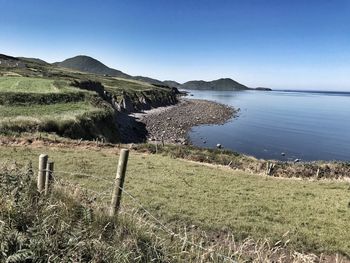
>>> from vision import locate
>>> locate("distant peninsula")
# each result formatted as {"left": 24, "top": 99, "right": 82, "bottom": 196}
{"left": 180, "top": 78, "right": 249, "bottom": 91}
{"left": 255, "top": 87, "right": 272, "bottom": 91}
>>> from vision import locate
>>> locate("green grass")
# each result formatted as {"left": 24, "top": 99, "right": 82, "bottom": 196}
{"left": 0, "top": 101, "right": 100, "bottom": 119}
{"left": 0, "top": 75, "right": 119, "bottom": 141}
{"left": 1, "top": 145, "right": 349, "bottom": 258}
{"left": 0, "top": 103, "right": 118, "bottom": 142}
{"left": 102, "top": 77, "right": 154, "bottom": 92}
{"left": 0, "top": 165, "right": 172, "bottom": 262}
{"left": 0, "top": 76, "right": 76, "bottom": 93}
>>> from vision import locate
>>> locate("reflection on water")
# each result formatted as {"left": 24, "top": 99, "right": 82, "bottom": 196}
{"left": 187, "top": 90, "right": 350, "bottom": 161}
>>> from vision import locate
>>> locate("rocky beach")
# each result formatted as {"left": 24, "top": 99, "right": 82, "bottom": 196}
{"left": 132, "top": 98, "right": 236, "bottom": 144}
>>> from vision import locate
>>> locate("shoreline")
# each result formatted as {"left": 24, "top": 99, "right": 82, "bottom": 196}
{"left": 132, "top": 98, "right": 236, "bottom": 144}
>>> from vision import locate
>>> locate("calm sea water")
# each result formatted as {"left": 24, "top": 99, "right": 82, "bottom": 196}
{"left": 187, "top": 90, "right": 350, "bottom": 161}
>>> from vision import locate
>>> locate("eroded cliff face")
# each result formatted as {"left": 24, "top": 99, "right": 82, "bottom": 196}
{"left": 119, "top": 90, "right": 178, "bottom": 112}
{"left": 71, "top": 80, "right": 178, "bottom": 113}
{"left": 70, "top": 80, "right": 179, "bottom": 143}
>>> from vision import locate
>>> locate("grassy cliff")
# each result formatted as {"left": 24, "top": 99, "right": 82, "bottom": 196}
{"left": 0, "top": 76, "right": 119, "bottom": 141}
{"left": 0, "top": 56, "right": 178, "bottom": 142}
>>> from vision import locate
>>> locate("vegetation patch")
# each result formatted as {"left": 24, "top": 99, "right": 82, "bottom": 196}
{"left": 0, "top": 101, "right": 119, "bottom": 142}
{"left": 0, "top": 70, "right": 178, "bottom": 142}
{"left": 0, "top": 91, "right": 88, "bottom": 105}
{"left": 134, "top": 144, "right": 350, "bottom": 179}
{"left": 0, "top": 75, "right": 120, "bottom": 142}
{"left": 0, "top": 77, "right": 75, "bottom": 93}
{"left": 0, "top": 164, "right": 171, "bottom": 262}
{"left": 0, "top": 101, "right": 96, "bottom": 118}
{"left": 1, "top": 146, "right": 349, "bottom": 259}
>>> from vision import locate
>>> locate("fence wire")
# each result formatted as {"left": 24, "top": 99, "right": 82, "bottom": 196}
{"left": 40, "top": 168, "right": 236, "bottom": 262}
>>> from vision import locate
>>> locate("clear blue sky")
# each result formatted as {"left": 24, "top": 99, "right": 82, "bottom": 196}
{"left": 1, "top": 0, "right": 349, "bottom": 90}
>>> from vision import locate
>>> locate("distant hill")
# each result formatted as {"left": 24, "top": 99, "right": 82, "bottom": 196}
{"left": 164, "top": 80, "right": 181, "bottom": 88}
{"left": 0, "top": 54, "right": 25, "bottom": 68}
{"left": 255, "top": 87, "right": 272, "bottom": 91}
{"left": 0, "top": 54, "right": 18, "bottom": 61}
{"left": 132, "top": 76, "right": 165, "bottom": 86}
{"left": 181, "top": 78, "right": 249, "bottom": 91}
{"left": 53, "top": 55, "right": 131, "bottom": 79}
{"left": 3, "top": 53, "right": 254, "bottom": 91}
{"left": 54, "top": 55, "right": 169, "bottom": 86}
{"left": 18, "top": 57, "right": 49, "bottom": 65}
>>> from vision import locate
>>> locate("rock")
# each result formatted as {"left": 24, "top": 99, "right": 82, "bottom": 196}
{"left": 121, "top": 95, "right": 134, "bottom": 112}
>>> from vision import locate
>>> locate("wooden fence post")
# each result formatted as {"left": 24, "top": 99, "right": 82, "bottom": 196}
{"left": 45, "top": 161, "right": 54, "bottom": 196}
{"left": 266, "top": 162, "right": 275, "bottom": 176}
{"left": 110, "top": 149, "right": 129, "bottom": 217}
{"left": 37, "top": 154, "right": 48, "bottom": 192}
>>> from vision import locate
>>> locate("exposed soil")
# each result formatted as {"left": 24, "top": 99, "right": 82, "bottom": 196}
{"left": 132, "top": 98, "right": 236, "bottom": 144}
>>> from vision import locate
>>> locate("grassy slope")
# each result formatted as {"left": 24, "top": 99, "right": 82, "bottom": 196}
{"left": 0, "top": 76, "right": 96, "bottom": 120}
{"left": 0, "top": 57, "right": 179, "bottom": 145}
{"left": 0, "top": 102, "right": 98, "bottom": 118}
{"left": 0, "top": 76, "right": 117, "bottom": 139}
{"left": 1, "top": 145, "right": 349, "bottom": 257}
{"left": 0, "top": 77, "right": 72, "bottom": 93}
{"left": 0, "top": 165, "right": 173, "bottom": 262}
{"left": 0, "top": 61, "right": 176, "bottom": 124}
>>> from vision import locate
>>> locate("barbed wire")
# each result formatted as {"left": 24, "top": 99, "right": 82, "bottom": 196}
{"left": 117, "top": 185, "right": 236, "bottom": 262}
{"left": 41, "top": 168, "right": 236, "bottom": 262}
{"left": 50, "top": 174, "right": 112, "bottom": 201}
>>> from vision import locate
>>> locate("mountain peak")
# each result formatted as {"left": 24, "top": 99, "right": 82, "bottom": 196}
{"left": 66, "top": 55, "right": 101, "bottom": 63}
{"left": 54, "top": 55, "right": 131, "bottom": 78}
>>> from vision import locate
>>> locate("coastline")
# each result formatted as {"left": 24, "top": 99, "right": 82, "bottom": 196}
{"left": 132, "top": 98, "right": 236, "bottom": 144}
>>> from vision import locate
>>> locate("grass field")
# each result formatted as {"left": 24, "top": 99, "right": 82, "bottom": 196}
{"left": 0, "top": 101, "right": 100, "bottom": 119}
{"left": 0, "top": 76, "right": 77, "bottom": 93}
{"left": 1, "top": 145, "right": 349, "bottom": 258}
{"left": 102, "top": 77, "right": 154, "bottom": 92}
{"left": 0, "top": 75, "right": 119, "bottom": 140}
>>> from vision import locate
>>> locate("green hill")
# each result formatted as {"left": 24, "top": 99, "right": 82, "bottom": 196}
{"left": 54, "top": 55, "right": 168, "bottom": 86}
{"left": 181, "top": 78, "right": 249, "bottom": 90}
{"left": 133, "top": 75, "right": 165, "bottom": 85}
{"left": 164, "top": 80, "right": 181, "bottom": 88}
{"left": 54, "top": 55, "right": 131, "bottom": 79}
{"left": 18, "top": 57, "right": 50, "bottom": 65}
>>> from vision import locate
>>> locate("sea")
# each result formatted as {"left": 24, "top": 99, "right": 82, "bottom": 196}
{"left": 187, "top": 89, "right": 350, "bottom": 161}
